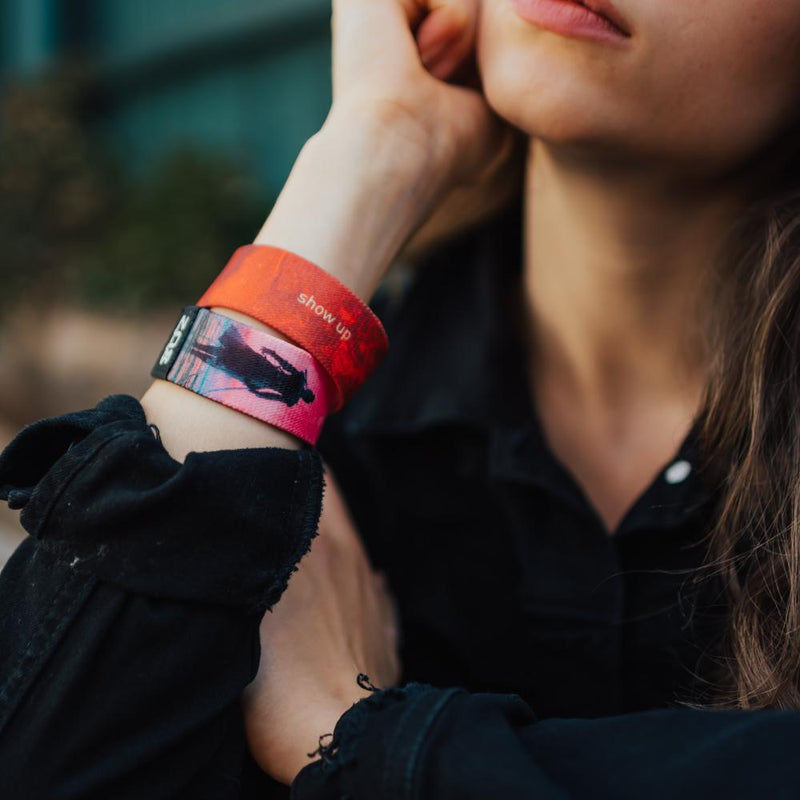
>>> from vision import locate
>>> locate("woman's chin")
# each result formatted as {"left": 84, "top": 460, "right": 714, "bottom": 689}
{"left": 477, "top": 3, "right": 640, "bottom": 151}
{"left": 481, "top": 83, "right": 613, "bottom": 154}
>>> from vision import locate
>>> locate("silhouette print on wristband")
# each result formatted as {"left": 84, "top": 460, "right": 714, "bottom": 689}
{"left": 152, "top": 307, "right": 335, "bottom": 444}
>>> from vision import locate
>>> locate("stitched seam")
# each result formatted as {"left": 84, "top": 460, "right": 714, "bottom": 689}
{"left": 382, "top": 688, "right": 460, "bottom": 800}
{"left": 403, "top": 689, "right": 460, "bottom": 800}
{"left": 0, "top": 565, "right": 96, "bottom": 735}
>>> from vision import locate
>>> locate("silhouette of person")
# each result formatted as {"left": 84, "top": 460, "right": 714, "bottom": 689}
{"left": 190, "top": 326, "right": 315, "bottom": 407}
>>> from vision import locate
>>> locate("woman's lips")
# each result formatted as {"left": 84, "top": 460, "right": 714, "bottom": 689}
{"left": 510, "top": 0, "right": 632, "bottom": 44}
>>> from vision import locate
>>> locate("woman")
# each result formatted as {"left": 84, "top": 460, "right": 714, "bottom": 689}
{"left": 2, "top": 0, "right": 800, "bottom": 796}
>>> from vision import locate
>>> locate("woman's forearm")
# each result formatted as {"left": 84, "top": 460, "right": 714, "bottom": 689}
{"left": 254, "top": 105, "right": 441, "bottom": 301}
{"left": 141, "top": 107, "right": 439, "bottom": 462}
{"left": 0, "top": 395, "right": 327, "bottom": 797}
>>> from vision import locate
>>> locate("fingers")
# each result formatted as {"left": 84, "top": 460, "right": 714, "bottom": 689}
{"left": 320, "top": 465, "right": 355, "bottom": 539}
{"left": 332, "top": 0, "right": 424, "bottom": 96}
{"left": 332, "top": 0, "right": 480, "bottom": 96}
{"left": 334, "top": 0, "right": 427, "bottom": 30}
{"left": 416, "top": 0, "right": 479, "bottom": 80}
{"left": 319, "top": 464, "right": 375, "bottom": 577}
{"left": 374, "top": 571, "right": 401, "bottom": 641}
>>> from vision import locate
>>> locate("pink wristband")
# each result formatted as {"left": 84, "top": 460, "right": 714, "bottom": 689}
{"left": 151, "top": 307, "right": 335, "bottom": 445}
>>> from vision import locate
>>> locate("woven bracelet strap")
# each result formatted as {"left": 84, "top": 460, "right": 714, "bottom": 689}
{"left": 151, "top": 306, "right": 335, "bottom": 445}
{"left": 196, "top": 245, "right": 389, "bottom": 410}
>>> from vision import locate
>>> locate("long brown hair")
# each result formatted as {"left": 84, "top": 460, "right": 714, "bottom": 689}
{"left": 698, "top": 124, "right": 800, "bottom": 709}
{"left": 403, "top": 123, "right": 800, "bottom": 710}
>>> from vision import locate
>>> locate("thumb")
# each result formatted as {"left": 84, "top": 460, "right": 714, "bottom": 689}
{"left": 332, "top": 0, "right": 479, "bottom": 95}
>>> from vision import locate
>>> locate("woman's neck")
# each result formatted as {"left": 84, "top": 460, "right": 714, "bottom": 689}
{"left": 521, "top": 137, "right": 746, "bottom": 531}
{"left": 522, "top": 138, "right": 748, "bottom": 404}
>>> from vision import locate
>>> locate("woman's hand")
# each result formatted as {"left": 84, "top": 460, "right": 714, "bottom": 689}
{"left": 242, "top": 467, "right": 401, "bottom": 786}
{"left": 330, "top": 0, "right": 514, "bottom": 191}
{"left": 252, "top": 0, "right": 519, "bottom": 304}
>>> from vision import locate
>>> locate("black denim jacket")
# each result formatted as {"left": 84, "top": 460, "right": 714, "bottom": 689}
{"left": 3, "top": 203, "right": 800, "bottom": 799}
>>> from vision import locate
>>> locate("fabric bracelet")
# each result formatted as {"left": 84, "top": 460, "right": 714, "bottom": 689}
{"left": 151, "top": 306, "right": 335, "bottom": 445}
{"left": 196, "top": 245, "right": 389, "bottom": 410}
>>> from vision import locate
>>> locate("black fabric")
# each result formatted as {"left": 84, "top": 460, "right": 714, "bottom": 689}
{"left": 293, "top": 682, "right": 800, "bottom": 799}
{"left": 0, "top": 394, "right": 323, "bottom": 613}
{"left": 0, "top": 396, "right": 324, "bottom": 798}
{"left": 316, "top": 197, "right": 726, "bottom": 720}
{"left": 2, "top": 198, "right": 799, "bottom": 798}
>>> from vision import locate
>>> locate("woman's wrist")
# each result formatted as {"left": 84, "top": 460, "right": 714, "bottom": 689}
{"left": 143, "top": 108, "right": 438, "bottom": 458}
{"left": 255, "top": 104, "right": 447, "bottom": 301}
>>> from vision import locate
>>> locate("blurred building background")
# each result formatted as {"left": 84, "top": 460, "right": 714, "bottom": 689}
{"left": 2, "top": 0, "right": 331, "bottom": 187}
{"left": 0, "top": 0, "right": 333, "bottom": 558}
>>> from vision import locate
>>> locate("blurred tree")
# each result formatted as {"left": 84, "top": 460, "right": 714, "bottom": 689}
{"left": 74, "top": 146, "right": 269, "bottom": 312}
{"left": 0, "top": 63, "right": 110, "bottom": 315}
{"left": 0, "top": 61, "right": 271, "bottom": 319}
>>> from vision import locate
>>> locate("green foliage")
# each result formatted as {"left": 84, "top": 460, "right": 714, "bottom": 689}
{"left": 0, "top": 63, "right": 271, "bottom": 318}
{"left": 76, "top": 148, "right": 268, "bottom": 312}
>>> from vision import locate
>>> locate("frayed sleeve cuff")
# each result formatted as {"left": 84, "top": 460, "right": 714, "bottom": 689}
{"left": 0, "top": 394, "right": 325, "bottom": 614}
{"left": 292, "top": 683, "right": 462, "bottom": 799}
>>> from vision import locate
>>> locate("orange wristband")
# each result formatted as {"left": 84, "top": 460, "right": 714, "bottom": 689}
{"left": 197, "top": 246, "right": 389, "bottom": 410}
